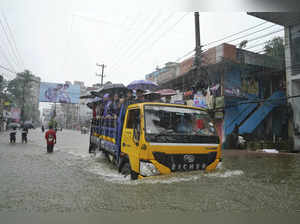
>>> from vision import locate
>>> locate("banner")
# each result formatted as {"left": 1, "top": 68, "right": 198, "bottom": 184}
{"left": 10, "top": 107, "right": 20, "bottom": 121}
{"left": 39, "top": 82, "right": 80, "bottom": 103}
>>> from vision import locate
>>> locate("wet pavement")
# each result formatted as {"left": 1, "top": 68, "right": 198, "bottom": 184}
{"left": 0, "top": 129, "right": 300, "bottom": 212}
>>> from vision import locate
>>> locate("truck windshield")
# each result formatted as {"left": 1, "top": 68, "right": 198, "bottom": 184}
{"left": 144, "top": 105, "right": 219, "bottom": 144}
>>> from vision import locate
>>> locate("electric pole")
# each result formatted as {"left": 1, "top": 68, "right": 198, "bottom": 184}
{"left": 194, "top": 11, "right": 202, "bottom": 70}
{"left": 96, "top": 63, "right": 106, "bottom": 86}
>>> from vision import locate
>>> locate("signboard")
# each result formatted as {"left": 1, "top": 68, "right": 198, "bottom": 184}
{"left": 10, "top": 107, "right": 20, "bottom": 121}
{"left": 193, "top": 92, "right": 207, "bottom": 108}
{"left": 4, "top": 101, "right": 11, "bottom": 106}
{"left": 39, "top": 82, "right": 80, "bottom": 103}
{"left": 3, "top": 110, "right": 11, "bottom": 118}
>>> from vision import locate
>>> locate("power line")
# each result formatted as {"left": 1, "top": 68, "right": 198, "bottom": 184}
{"left": 0, "top": 64, "right": 17, "bottom": 74}
{"left": 245, "top": 38, "right": 283, "bottom": 50}
{"left": 110, "top": 11, "right": 171, "bottom": 71}
{"left": 111, "top": 12, "right": 189, "bottom": 74}
{"left": 1, "top": 12, "right": 25, "bottom": 70}
{"left": 0, "top": 16, "right": 22, "bottom": 71}
{"left": 223, "top": 24, "right": 277, "bottom": 44}
{"left": 202, "top": 21, "right": 268, "bottom": 47}
{"left": 130, "top": 13, "right": 189, "bottom": 62}
{"left": 0, "top": 44, "right": 17, "bottom": 73}
{"left": 176, "top": 49, "right": 195, "bottom": 62}
{"left": 157, "top": 22, "right": 276, "bottom": 69}
{"left": 216, "top": 94, "right": 300, "bottom": 111}
{"left": 246, "top": 28, "right": 284, "bottom": 43}
{"left": 111, "top": 10, "right": 163, "bottom": 68}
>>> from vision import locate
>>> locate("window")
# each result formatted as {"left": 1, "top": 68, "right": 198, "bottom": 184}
{"left": 126, "top": 109, "right": 140, "bottom": 129}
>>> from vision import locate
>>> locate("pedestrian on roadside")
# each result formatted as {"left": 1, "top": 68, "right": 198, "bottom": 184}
{"left": 21, "top": 126, "right": 28, "bottom": 144}
{"left": 9, "top": 127, "right": 17, "bottom": 143}
{"left": 45, "top": 125, "right": 56, "bottom": 153}
{"left": 41, "top": 125, "right": 45, "bottom": 133}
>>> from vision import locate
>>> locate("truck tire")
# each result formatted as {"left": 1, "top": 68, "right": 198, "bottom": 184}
{"left": 120, "top": 162, "right": 138, "bottom": 180}
{"left": 120, "top": 162, "right": 131, "bottom": 176}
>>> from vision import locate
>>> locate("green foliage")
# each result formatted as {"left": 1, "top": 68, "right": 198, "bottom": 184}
{"left": 239, "top": 40, "right": 248, "bottom": 49}
{"left": 264, "top": 37, "right": 285, "bottom": 59}
{"left": 7, "top": 70, "right": 39, "bottom": 122}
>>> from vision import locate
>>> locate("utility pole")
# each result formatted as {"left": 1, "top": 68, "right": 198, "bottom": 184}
{"left": 96, "top": 63, "right": 106, "bottom": 86}
{"left": 194, "top": 11, "right": 202, "bottom": 70}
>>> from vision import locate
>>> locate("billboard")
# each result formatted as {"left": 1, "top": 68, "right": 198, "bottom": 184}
{"left": 10, "top": 107, "right": 20, "bottom": 121}
{"left": 39, "top": 82, "right": 80, "bottom": 103}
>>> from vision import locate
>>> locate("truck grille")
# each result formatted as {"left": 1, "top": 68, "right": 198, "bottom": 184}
{"left": 152, "top": 151, "right": 217, "bottom": 172}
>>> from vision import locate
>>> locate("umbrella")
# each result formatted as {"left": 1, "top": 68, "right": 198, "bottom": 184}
{"left": 127, "top": 80, "right": 159, "bottom": 91}
{"left": 155, "top": 89, "right": 176, "bottom": 96}
{"left": 87, "top": 97, "right": 102, "bottom": 109}
{"left": 80, "top": 92, "right": 95, "bottom": 99}
{"left": 8, "top": 122, "right": 20, "bottom": 128}
{"left": 93, "top": 83, "right": 127, "bottom": 96}
{"left": 22, "top": 121, "right": 34, "bottom": 129}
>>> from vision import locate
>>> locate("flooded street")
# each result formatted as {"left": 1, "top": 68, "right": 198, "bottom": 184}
{"left": 0, "top": 129, "right": 300, "bottom": 212}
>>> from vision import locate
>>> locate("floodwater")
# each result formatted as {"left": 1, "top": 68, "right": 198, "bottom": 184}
{"left": 0, "top": 129, "right": 300, "bottom": 212}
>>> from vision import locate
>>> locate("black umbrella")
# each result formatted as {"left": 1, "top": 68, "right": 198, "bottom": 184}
{"left": 23, "top": 121, "right": 34, "bottom": 128}
{"left": 8, "top": 122, "right": 20, "bottom": 128}
{"left": 93, "top": 83, "right": 128, "bottom": 96}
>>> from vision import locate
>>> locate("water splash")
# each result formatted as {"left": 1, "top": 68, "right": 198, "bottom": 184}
{"left": 205, "top": 170, "right": 244, "bottom": 178}
{"left": 69, "top": 151, "right": 244, "bottom": 184}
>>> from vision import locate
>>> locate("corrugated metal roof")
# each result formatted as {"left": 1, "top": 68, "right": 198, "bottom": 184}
{"left": 247, "top": 12, "right": 300, "bottom": 26}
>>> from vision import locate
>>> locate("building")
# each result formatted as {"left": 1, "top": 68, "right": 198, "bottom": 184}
{"left": 145, "top": 62, "right": 179, "bottom": 85}
{"left": 148, "top": 43, "right": 286, "bottom": 149}
{"left": 248, "top": 12, "right": 300, "bottom": 151}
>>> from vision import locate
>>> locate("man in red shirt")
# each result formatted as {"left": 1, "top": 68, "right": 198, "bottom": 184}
{"left": 45, "top": 125, "right": 56, "bottom": 153}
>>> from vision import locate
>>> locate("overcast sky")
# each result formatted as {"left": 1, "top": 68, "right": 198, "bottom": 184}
{"left": 0, "top": 0, "right": 284, "bottom": 87}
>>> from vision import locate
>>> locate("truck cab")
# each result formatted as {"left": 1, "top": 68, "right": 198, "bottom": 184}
{"left": 119, "top": 102, "right": 221, "bottom": 179}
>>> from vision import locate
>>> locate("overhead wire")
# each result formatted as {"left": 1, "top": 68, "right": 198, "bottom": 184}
{"left": 246, "top": 28, "right": 284, "bottom": 44}
{"left": 110, "top": 12, "right": 176, "bottom": 73}
{"left": 109, "top": 11, "right": 170, "bottom": 71}
{"left": 0, "top": 16, "right": 22, "bottom": 71}
{"left": 111, "top": 10, "right": 163, "bottom": 68}
{"left": 0, "top": 64, "right": 17, "bottom": 76}
{"left": 0, "top": 44, "right": 17, "bottom": 73}
{"left": 111, "top": 12, "right": 188, "bottom": 74}
{"left": 202, "top": 21, "right": 268, "bottom": 47}
{"left": 245, "top": 37, "right": 284, "bottom": 51}
{"left": 1, "top": 11, "right": 25, "bottom": 70}
{"left": 129, "top": 12, "right": 189, "bottom": 62}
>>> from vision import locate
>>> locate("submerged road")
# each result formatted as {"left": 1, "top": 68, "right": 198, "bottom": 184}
{"left": 0, "top": 129, "right": 300, "bottom": 212}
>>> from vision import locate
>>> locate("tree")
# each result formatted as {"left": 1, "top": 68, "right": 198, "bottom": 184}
{"left": 238, "top": 40, "right": 248, "bottom": 49}
{"left": 264, "top": 37, "right": 285, "bottom": 59}
{"left": 7, "top": 70, "right": 39, "bottom": 122}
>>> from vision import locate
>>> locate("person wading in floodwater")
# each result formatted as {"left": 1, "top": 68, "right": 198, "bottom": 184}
{"left": 45, "top": 125, "right": 56, "bottom": 153}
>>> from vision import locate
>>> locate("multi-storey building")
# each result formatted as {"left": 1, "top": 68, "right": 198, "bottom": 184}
{"left": 248, "top": 12, "right": 300, "bottom": 151}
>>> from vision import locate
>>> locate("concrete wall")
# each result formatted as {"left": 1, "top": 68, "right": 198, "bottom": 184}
{"left": 285, "top": 24, "right": 300, "bottom": 151}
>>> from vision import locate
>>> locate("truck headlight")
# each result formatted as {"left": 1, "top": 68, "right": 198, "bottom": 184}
{"left": 139, "top": 161, "right": 160, "bottom": 177}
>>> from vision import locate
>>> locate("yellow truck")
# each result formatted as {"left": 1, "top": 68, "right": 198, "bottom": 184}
{"left": 89, "top": 102, "right": 221, "bottom": 180}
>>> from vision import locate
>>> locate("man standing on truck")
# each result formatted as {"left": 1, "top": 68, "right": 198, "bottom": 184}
{"left": 45, "top": 125, "right": 56, "bottom": 153}
{"left": 126, "top": 89, "right": 135, "bottom": 105}
{"left": 136, "top": 89, "right": 145, "bottom": 103}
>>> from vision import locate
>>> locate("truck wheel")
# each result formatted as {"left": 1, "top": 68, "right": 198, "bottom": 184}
{"left": 130, "top": 171, "right": 138, "bottom": 180}
{"left": 120, "top": 162, "right": 131, "bottom": 176}
{"left": 120, "top": 162, "right": 138, "bottom": 180}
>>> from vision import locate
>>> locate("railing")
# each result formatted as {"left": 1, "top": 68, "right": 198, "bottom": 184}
{"left": 91, "top": 117, "right": 118, "bottom": 142}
